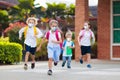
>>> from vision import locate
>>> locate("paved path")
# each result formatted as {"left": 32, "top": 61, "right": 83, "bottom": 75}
{"left": 0, "top": 59, "right": 120, "bottom": 80}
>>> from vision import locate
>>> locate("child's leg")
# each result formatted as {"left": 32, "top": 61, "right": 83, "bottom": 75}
{"left": 67, "top": 56, "right": 71, "bottom": 68}
{"left": 47, "top": 46, "right": 54, "bottom": 70}
{"left": 48, "top": 58, "right": 53, "bottom": 70}
{"left": 25, "top": 52, "right": 30, "bottom": 64}
{"left": 62, "top": 56, "right": 66, "bottom": 67}
{"left": 53, "top": 46, "right": 61, "bottom": 62}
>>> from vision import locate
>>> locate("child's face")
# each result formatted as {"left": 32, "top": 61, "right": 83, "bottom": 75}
{"left": 66, "top": 34, "right": 72, "bottom": 41}
{"left": 28, "top": 19, "right": 35, "bottom": 25}
{"left": 50, "top": 23, "right": 58, "bottom": 31}
{"left": 50, "top": 22, "right": 58, "bottom": 28}
{"left": 28, "top": 19, "right": 35, "bottom": 28}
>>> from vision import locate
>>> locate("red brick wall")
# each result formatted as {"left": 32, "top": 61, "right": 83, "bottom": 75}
{"left": 113, "top": 46, "right": 120, "bottom": 58}
{"left": 97, "top": 0, "right": 111, "bottom": 60}
{"left": 75, "top": 0, "right": 89, "bottom": 61}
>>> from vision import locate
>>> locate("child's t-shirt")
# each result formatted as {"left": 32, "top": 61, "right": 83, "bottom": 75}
{"left": 45, "top": 30, "right": 61, "bottom": 47}
{"left": 79, "top": 29, "right": 95, "bottom": 46}
{"left": 62, "top": 40, "right": 75, "bottom": 56}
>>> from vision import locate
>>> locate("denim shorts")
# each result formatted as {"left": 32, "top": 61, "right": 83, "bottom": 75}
{"left": 25, "top": 44, "right": 36, "bottom": 55}
{"left": 81, "top": 46, "right": 91, "bottom": 55}
{"left": 47, "top": 45, "right": 61, "bottom": 62}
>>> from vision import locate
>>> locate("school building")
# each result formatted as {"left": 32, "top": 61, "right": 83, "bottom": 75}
{"left": 75, "top": 0, "right": 120, "bottom": 61}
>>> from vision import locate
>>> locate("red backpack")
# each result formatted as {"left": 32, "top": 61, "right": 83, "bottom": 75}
{"left": 46, "top": 30, "right": 62, "bottom": 48}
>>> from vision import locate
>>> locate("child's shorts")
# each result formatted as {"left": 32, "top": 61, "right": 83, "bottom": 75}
{"left": 81, "top": 46, "right": 91, "bottom": 55}
{"left": 47, "top": 45, "right": 61, "bottom": 62}
{"left": 25, "top": 44, "right": 36, "bottom": 55}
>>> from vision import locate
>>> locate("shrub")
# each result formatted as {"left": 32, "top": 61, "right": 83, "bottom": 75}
{"left": 0, "top": 42, "right": 22, "bottom": 64}
{"left": 0, "top": 37, "right": 9, "bottom": 42}
{"left": 4, "top": 22, "right": 26, "bottom": 44}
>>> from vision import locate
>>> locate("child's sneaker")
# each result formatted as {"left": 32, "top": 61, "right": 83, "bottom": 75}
{"left": 62, "top": 62, "right": 66, "bottom": 67}
{"left": 67, "top": 66, "right": 71, "bottom": 69}
{"left": 80, "top": 59, "right": 83, "bottom": 64}
{"left": 31, "top": 63, "right": 35, "bottom": 69}
{"left": 24, "top": 64, "right": 28, "bottom": 70}
{"left": 47, "top": 70, "right": 52, "bottom": 75}
{"left": 54, "top": 62, "right": 58, "bottom": 66}
{"left": 87, "top": 64, "right": 92, "bottom": 68}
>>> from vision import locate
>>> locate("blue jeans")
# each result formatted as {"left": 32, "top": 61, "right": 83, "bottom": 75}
{"left": 62, "top": 56, "right": 72, "bottom": 67}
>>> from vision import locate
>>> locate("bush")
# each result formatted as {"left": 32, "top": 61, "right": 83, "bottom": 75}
{"left": 0, "top": 42, "right": 22, "bottom": 64}
{"left": 4, "top": 22, "right": 26, "bottom": 44}
{"left": 0, "top": 37, "right": 9, "bottom": 42}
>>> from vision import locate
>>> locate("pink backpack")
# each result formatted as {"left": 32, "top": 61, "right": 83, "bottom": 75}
{"left": 46, "top": 30, "right": 62, "bottom": 48}
{"left": 80, "top": 29, "right": 92, "bottom": 39}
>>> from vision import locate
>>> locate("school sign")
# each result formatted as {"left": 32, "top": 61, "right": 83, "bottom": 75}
{"left": 75, "top": 0, "right": 120, "bottom": 61}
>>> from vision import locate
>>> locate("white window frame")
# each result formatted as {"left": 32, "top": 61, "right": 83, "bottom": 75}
{"left": 111, "top": 0, "right": 120, "bottom": 60}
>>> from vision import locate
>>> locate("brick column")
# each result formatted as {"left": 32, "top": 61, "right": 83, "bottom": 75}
{"left": 97, "top": 0, "right": 110, "bottom": 60}
{"left": 75, "top": 0, "right": 89, "bottom": 61}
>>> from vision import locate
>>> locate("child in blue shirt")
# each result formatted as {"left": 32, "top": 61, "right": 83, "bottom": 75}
{"left": 62, "top": 31, "right": 75, "bottom": 68}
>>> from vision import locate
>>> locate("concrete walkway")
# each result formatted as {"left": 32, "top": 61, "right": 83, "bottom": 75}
{"left": 0, "top": 59, "right": 120, "bottom": 80}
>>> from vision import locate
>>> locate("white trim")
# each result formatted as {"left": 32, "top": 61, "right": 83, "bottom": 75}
{"left": 110, "top": 0, "right": 113, "bottom": 60}
{"left": 111, "top": 0, "right": 120, "bottom": 60}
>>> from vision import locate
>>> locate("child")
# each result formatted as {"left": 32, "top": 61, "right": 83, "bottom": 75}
{"left": 37, "top": 20, "right": 62, "bottom": 75}
{"left": 62, "top": 31, "right": 75, "bottom": 69}
{"left": 19, "top": 17, "right": 43, "bottom": 70}
{"left": 78, "top": 21, "right": 95, "bottom": 68}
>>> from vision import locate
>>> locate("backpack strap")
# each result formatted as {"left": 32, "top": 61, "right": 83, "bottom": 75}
{"left": 24, "top": 26, "right": 28, "bottom": 38}
{"left": 24, "top": 26, "right": 37, "bottom": 38}
{"left": 46, "top": 31, "right": 50, "bottom": 40}
{"left": 71, "top": 41, "right": 74, "bottom": 47}
{"left": 79, "top": 30, "right": 85, "bottom": 39}
{"left": 63, "top": 40, "right": 67, "bottom": 47}
{"left": 55, "top": 30, "right": 59, "bottom": 41}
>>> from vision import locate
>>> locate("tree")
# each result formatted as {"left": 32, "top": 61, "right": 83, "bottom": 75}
{"left": 9, "top": 0, "right": 35, "bottom": 22}
{"left": 0, "top": 10, "right": 9, "bottom": 30}
{"left": 46, "top": 3, "right": 66, "bottom": 18}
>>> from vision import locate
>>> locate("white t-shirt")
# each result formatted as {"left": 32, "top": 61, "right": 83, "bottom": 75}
{"left": 45, "top": 30, "right": 61, "bottom": 47}
{"left": 79, "top": 29, "right": 95, "bottom": 46}
{"left": 63, "top": 40, "right": 75, "bottom": 56}
{"left": 19, "top": 27, "right": 43, "bottom": 47}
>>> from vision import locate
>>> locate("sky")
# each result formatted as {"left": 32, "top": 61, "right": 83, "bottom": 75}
{"left": 34, "top": 0, "right": 98, "bottom": 8}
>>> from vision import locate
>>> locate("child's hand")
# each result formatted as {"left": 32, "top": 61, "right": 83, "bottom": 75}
{"left": 62, "top": 47, "right": 65, "bottom": 50}
{"left": 36, "top": 45, "right": 41, "bottom": 52}
{"left": 19, "top": 37, "right": 22, "bottom": 40}
{"left": 68, "top": 46, "right": 74, "bottom": 48}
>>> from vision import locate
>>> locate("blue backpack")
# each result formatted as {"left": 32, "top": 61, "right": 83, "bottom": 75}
{"left": 62, "top": 40, "right": 74, "bottom": 47}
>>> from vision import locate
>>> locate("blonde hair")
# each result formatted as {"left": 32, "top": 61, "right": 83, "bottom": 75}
{"left": 26, "top": 17, "right": 38, "bottom": 25}
{"left": 65, "top": 30, "right": 72, "bottom": 37}
{"left": 49, "top": 20, "right": 58, "bottom": 26}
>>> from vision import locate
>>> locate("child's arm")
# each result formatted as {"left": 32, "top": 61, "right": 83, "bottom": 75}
{"left": 36, "top": 37, "right": 48, "bottom": 52}
{"left": 19, "top": 27, "right": 25, "bottom": 40}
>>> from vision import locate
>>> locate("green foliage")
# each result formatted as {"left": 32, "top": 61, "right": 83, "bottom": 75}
{"left": 0, "top": 37, "right": 9, "bottom": 42}
{"left": 0, "top": 42, "right": 22, "bottom": 64}
{"left": 9, "top": 0, "right": 34, "bottom": 22}
{"left": 46, "top": 3, "right": 66, "bottom": 18}
{"left": 0, "top": 10, "right": 9, "bottom": 30}
{"left": 4, "top": 22, "right": 26, "bottom": 45}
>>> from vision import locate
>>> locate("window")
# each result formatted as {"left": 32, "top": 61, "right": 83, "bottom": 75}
{"left": 113, "top": 1, "right": 120, "bottom": 43}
